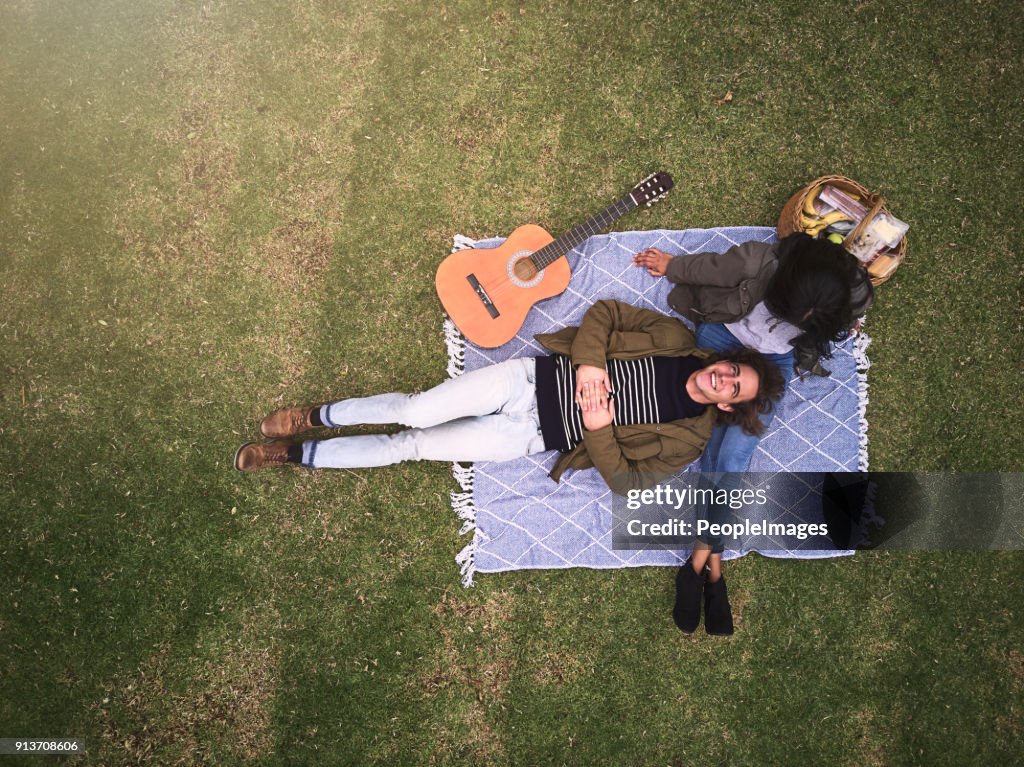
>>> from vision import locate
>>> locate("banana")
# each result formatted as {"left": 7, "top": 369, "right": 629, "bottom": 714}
{"left": 799, "top": 212, "right": 821, "bottom": 229}
{"left": 805, "top": 211, "right": 854, "bottom": 238}
{"left": 802, "top": 185, "right": 823, "bottom": 217}
{"left": 799, "top": 187, "right": 852, "bottom": 236}
{"left": 818, "top": 210, "right": 853, "bottom": 227}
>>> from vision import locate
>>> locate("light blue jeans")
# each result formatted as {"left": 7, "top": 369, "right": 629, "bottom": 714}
{"left": 302, "top": 358, "right": 547, "bottom": 468}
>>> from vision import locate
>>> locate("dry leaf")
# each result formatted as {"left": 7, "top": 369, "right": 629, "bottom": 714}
{"left": 713, "top": 90, "right": 734, "bottom": 105}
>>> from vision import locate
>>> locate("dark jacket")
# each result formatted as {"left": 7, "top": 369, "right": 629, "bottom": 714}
{"left": 663, "top": 239, "right": 873, "bottom": 376}
{"left": 534, "top": 299, "right": 716, "bottom": 495}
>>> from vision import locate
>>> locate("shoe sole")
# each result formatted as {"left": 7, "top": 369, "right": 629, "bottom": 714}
{"left": 234, "top": 442, "right": 256, "bottom": 471}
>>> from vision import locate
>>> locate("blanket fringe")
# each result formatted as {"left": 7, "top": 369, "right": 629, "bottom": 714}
{"left": 446, "top": 241, "right": 479, "bottom": 587}
{"left": 452, "top": 461, "right": 474, "bottom": 492}
{"left": 452, "top": 233, "right": 478, "bottom": 252}
{"left": 455, "top": 537, "right": 477, "bottom": 588}
{"left": 451, "top": 463, "right": 476, "bottom": 533}
{"left": 444, "top": 319, "right": 466, "bottom": 379}
{"left": 854, "top": 326, "right": 872, "bottom": 473}
{"left": 452, "top": 462, "right": 479, "bottom": 586}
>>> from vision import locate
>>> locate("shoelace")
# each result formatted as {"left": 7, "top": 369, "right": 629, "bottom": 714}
{"left": 290, "top": 410, "right": 310, "bottom": 432}
{"left": 263, "top": 444, "right": 291, "bottom": 464}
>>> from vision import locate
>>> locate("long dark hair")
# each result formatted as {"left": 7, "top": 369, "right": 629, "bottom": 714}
{"left": 763, "top": 233, "right": 872, "bottom": 362}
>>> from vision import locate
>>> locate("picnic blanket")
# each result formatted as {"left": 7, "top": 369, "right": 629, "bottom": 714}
{"left": 445, "top": 227, "right": 871, "bottom": 586}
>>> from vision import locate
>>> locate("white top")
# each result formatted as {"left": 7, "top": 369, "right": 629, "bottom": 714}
{"left": 725, "top": 301, "right": 801, "bottom": 355}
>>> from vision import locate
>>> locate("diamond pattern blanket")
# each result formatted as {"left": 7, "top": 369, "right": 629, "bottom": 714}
{"left": 445, "top": 227, "right": 870, "bottom": 586}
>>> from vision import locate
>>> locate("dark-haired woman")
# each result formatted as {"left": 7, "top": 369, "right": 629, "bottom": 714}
{"left": 633, "top": 232, "right": 873, "bottom": 635}
{"left": 634, "top": 232, "right": 873, "bottom": 471}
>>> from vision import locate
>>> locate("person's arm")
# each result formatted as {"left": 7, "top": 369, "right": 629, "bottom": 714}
{"left": 569, "top": 299, "right": 693, "bottom": 369}
{"left": 581, "top": 422, "right": 705, "bottom": 495}
{"left": 634, "top": 241, "right": 773, "bottom": 287}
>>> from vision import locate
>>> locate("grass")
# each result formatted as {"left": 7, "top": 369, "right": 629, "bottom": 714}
{"left": 1, "top": 0, "right": 1022, "bottom": 764}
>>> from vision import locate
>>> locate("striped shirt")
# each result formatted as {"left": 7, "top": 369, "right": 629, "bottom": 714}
{"left": 534, "top": 354, "right": 706, "bottom": 452}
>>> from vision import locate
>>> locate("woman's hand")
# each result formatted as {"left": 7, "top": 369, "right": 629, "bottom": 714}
{"left": 581, "top": 392, "right": 615, "bottom": 431}
{"left": 575, "top": 364, "right": 611, "bottom": 410}
{"left": 632, "top": 248, "right": 672, "bottom": 277}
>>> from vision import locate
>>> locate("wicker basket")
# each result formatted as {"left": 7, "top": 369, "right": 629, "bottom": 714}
{"left": 777, "top": 174, "right": 907, "bottom": 286}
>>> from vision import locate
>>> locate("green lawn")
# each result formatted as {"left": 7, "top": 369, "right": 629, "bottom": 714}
{"left": 1, "top": 1, "right": 1022, "bottom": 764}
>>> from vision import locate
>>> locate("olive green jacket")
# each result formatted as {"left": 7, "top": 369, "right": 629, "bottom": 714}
{"left": 534, "top": 299, "right": 717, "bottom": 495}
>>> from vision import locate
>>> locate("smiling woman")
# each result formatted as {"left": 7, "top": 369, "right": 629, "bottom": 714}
{"left": 235, "top": 300, "right": 785, "bottom": 497}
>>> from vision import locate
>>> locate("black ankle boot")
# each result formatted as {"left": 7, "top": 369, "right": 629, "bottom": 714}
{"left": 672, "top": 562, "right": 705, "bottom": 634}
{"left": 703, "top": 575, "right": 734, "bottom": 636}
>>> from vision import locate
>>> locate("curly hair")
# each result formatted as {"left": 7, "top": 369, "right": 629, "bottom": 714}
{"left": 711, "top": 347, "right": 786, "bottom": 436}
{"left": 763, "top": 233, "right": 873, "bottom": 363}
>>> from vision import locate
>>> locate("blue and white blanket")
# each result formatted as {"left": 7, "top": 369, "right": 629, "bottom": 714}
{"left": 445, "top": 227, "right": 870, "bottom": 586}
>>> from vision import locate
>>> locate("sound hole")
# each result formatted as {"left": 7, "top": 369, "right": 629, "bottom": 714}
{"left": 507, "top": 250, "right": 545, "bottom": 288}
{"left": 513, "top": 257, "right": 539, "bottom": 281}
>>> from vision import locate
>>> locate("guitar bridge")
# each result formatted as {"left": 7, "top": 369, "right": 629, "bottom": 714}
{"left": 466, "top": 273, "right": 500, "bottom": 319}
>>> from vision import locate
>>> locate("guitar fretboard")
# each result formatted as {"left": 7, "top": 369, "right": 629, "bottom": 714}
{"left": 530, "top": 195, "right": 639, "bottom": 270}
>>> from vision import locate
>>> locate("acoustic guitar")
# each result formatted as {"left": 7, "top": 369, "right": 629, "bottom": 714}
{"left": 436, "top": 171, "right": 674, "bottom": 347}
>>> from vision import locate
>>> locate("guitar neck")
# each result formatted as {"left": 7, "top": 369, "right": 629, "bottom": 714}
{"left": 531, "top": 194, "right": 639, "bottom": 270}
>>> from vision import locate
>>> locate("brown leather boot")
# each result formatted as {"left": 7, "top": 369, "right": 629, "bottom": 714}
{"left": 234, "top": 440, "right": 295, "bottom": 471}
{"left": 260, "top": 406, "right": 318, "bottom": 438}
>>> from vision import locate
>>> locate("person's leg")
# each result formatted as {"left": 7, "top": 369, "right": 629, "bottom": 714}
{"left": 680, "top": 437, "right": 731, "bottom": 634}
{"left": 700, "top": 418, "right": 726, "bottom": 466}
{"left": 239, "top": 358, "right": 544, "bottom": 471}
{"left": 698, "top": 491, "right": 732, "bottom": 635}
{"left": 320, "top": 358, "right": 536, "bottom": 431}
{"left": 689, "top": 541, "right": 714, "bottom": 573}
{"left": 694, "top": 321, "right": 742, "bottom": 354}
{"left": 706, "top": 553, "right": 722, "bottom": 582}
{"left": 688, "top": 476, "right": 733, "bottom": 636}
{"left": 703, "top": 555, "right": 734, "bottom": 636}
{"left": 303, "top": 358, "right": 543, "bottom": 468}
{"left": 702, "top": 423, "right": 760, "bottom": 473}
{"left": 683, "top": 324, "right": 789, "bottom": 635}
{"left": 673, "top": 541, "right": 709, "bottom": 634}
{"left": 302, "top": 411, "right": 546, "bottom": 468}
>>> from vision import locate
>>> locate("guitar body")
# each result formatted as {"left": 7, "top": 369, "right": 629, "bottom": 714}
{"left": 435, "top": 224, "right": 571, "bottom": 348}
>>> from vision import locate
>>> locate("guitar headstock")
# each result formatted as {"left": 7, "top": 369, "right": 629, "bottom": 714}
{"left": 630, "top": 171, "right": 674, "bottom": 207}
